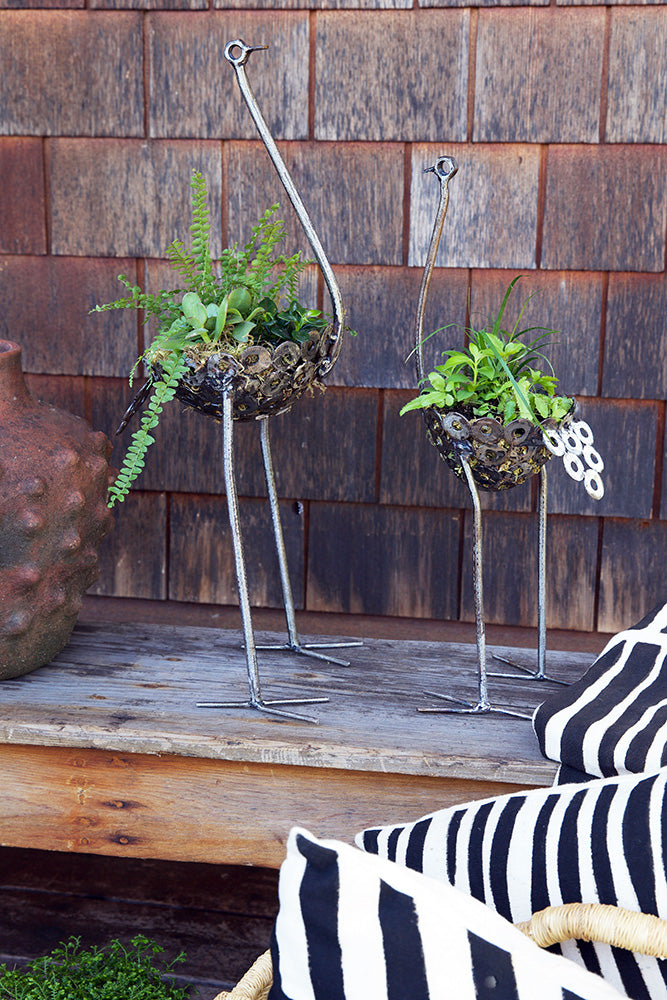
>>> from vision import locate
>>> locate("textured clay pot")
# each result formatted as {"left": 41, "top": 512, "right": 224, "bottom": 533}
{"left": 0, "top": 340, "right": 115, "bottom": 679}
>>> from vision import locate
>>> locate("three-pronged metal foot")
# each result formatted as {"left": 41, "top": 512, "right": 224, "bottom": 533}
{"left": 418, "top": 690, "right": 533, "bottom": 720}
{"left": 253, "top": 639, "right": 362, "bottom": 667}
{"left": 196, "top": 694, "right": 327, "bottom": 724}
{"left": 488, "top": 653, "right": 569, "bottom": 686}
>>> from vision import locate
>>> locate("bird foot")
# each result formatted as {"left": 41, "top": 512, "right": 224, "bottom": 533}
{"left": 418, "top": 690, "right": 532, "bottom": 720}
{"left": 488, "top": 654, "right": 569, "bottom": 686}
{"left": 251, "top": 639, "right": 361, "bottom": 667}
{"left": 196, "top": 694, "right": 327, "bottom": 724}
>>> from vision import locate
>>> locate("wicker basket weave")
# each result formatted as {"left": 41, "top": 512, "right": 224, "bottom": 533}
{"left": 213, "top": 903, "right": 667, "bottom": 1000}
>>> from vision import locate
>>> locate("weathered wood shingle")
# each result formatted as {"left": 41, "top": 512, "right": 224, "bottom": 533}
{"left": 315, "top": 10, "right": 469, "bottom": 142}
{"left": 0, "top": 12, "right": 143, "bottom": 136}
{"left": 606, "top": 9, "right": 667, "bottom": 143}
{"left": 0, "top": 138, "right": 45, "bottom": 253}
{"left": 50, "top": 140, "right": 222, "bottom": 258}
{"left": 0, "top": 256, "right": 138, "bottom": 376}
{"left": 474, "top": 9, "right": 604, "bottom": 143}
{"left": 542, "top": 145, "right": 667, "bottom": 272}
{"left": 149, "top": 13, "right": 309, "bottom": 139}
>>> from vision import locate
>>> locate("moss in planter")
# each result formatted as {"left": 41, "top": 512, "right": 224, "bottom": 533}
{"left": 0, "top": 935, "right": 192, "bottom": 999}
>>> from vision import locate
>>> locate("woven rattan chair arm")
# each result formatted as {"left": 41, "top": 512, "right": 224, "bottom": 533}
{"left": 517, "top": 903, "right": 667, "bottom": 959}
{"left": 213, "top": 949, "right": 273, "bottom": 1000}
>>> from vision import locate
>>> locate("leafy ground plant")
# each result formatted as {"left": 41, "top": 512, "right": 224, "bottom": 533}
{"left": 401, "top": 276, "right": 573, "bottom": 426}
{"left": 0, "top": 935, "right": 191, "bottom": 999}
{"left": 92, "top": 171, "right": 329, "bottom": 508}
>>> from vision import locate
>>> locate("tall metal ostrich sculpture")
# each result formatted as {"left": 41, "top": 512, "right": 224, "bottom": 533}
{"left": 110, "top": 40, "right": 360, "bottom": 723}
{"left": 413, "top": 156, "right": 604, "bottom": 719}
{"left": 194, "top": 39, "right": 361, "bottom": 722}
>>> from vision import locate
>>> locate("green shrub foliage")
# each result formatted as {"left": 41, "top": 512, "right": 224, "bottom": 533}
{"left": 401, "top": 276, "right": 573, "bottom": 426}
{"left": 0, "top": 935, "right": 191, "bottom": 999}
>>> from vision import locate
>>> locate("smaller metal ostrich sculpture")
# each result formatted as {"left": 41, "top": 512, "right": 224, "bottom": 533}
{"left": 413, "top": 156, "right": 604, "bottom": 719}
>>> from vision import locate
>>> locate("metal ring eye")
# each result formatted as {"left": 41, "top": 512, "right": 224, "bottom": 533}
{"left": 563, "top": 452, "right": 585, "bottom": 481}
{"left": 434, "top": 156, "right": 458, "bottom": 182}
{"left": 224, "top": 40, "right": 249, "bottom": 66}
{"left": 470, "top": 417, "right": 503, "bottom": 444}
{"left": 224, "top": 40, "right": 267, "bottom": 67}
{"left": 442, "top": 412, "right": 470, "bottom": 441}
{"left": 505, "top": 418, "right": 533, "bottom": 445}
{"left": 571, "top": 419, "right": 594, "bottom": 445}
{"left": 584, "top": 469, "right": 604, "bottom": 500}
{"left": 561, "top": 427, "right": 583, "bottom": 456}
{"left": 240, "top": 345, "right": 272, "bottom": 375}
{"left": 542, "top": 427, "right": 566, "bottom": 456}
{"left": 583, "top": 445, "right": 604, "bottom": 473}
{"left": 476, "top": 445, "right": 505, "bottom": 467}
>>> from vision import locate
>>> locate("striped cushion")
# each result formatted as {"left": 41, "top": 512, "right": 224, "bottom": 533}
{"left": 356, "top": 769, "right": 667, "bottom": 1000}
{"left": 269, "top": 827, "right": 625, "bottom": 1000}
{"left": 534, "top": 601, "right": 667, "bottom": 779}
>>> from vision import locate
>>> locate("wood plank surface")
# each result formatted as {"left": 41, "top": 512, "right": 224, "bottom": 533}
{"left": 0, "top": 621, "right": 594, "bottom": 867}
{"left": 0, "top": 621, "right": 588, "bottom": 780}
{"left": 0, "top": 743, "right": 531, "bottom": 868}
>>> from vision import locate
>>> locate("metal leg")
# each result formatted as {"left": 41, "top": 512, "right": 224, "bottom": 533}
{"left": 420, "top": 454, "right": 531, "bottom": 720}
{"left": 196, "top": 393, "right": 327, "bottom": 723}
{"left": 251, "top": 417, "right": 361, "bottom": 667}
{"left": 490, "top": 465, "right": 568, "bottom": 686}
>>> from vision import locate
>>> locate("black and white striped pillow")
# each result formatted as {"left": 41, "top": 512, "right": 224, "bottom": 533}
{"left": 356, "top": 769, "right": 667, "bottom": 1000}
{"left": 269, "top": 827, "right": 625, "bottom": 1000}
{"left": 534, "top": 601, "right": 667, "bottom": 780}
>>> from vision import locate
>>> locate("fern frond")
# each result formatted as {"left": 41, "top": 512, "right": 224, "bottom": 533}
{"left": 107, "top": 352, "right": 187, "bottom": 508}
{"left": 265, "top": 251, "right": 308, "bottom": 303}
{"left": 189, "top": 171, "right": 216, "bottom": 300}
{"left": 166, "top": 240, "right": 198, "bottom": 290}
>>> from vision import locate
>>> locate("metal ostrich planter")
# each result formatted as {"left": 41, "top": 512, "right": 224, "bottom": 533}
{"left": 193, "top": 40, "right": 361, "bottom": 722}
{"left": 411, "top": 156, "right": 605, "bottom": 719}
{"left": 106, "top": 40, "right": 361, "bottom": 723}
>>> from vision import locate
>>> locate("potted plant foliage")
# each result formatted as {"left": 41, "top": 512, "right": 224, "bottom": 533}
{"left": 402, "top": 275, "right": 574, "bottom": 492}
{"left": 93, "top": 171, "right": 338, "bottom": 508}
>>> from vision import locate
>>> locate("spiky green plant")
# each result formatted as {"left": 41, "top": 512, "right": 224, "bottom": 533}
{"left": 93, "top": 171, "right": 330, "bottom": 508}
{"left": 401, "top": 276, "right": 573, "bottom": 425}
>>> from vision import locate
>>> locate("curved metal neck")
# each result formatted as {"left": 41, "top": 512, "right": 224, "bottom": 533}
{"left": 225, "top": 40, "right": 343, "bottom": 352}
{"left": 414, "top": 157, "right": 458, "bottom": 386}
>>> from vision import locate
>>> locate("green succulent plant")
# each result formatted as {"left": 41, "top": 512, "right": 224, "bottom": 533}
{"left": 401, "top": 276, "right": 573, "bottom": 426}
{"left": 92, "top": 171, "right": 331, "bottom": 508}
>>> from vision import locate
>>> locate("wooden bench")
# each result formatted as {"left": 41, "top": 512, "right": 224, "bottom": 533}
{"left": 0, "top": 621, "right": 592, "bottom": 868}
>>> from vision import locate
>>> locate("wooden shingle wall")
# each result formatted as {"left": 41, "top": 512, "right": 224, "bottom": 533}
{"left": 1, "top": 2, "right": 665, "bottom": 636}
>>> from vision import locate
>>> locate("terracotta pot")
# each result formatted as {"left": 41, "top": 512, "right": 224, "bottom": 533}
{"left": 0, "top": 341, "right": 115, "bottom": 679}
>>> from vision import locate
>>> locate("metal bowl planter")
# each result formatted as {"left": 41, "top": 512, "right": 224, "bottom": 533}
{"left": 153, "top": 325, "right": 335, "bottom": 423}
{"left": 421, "top": 407, "right": 571, "bottom": 494}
